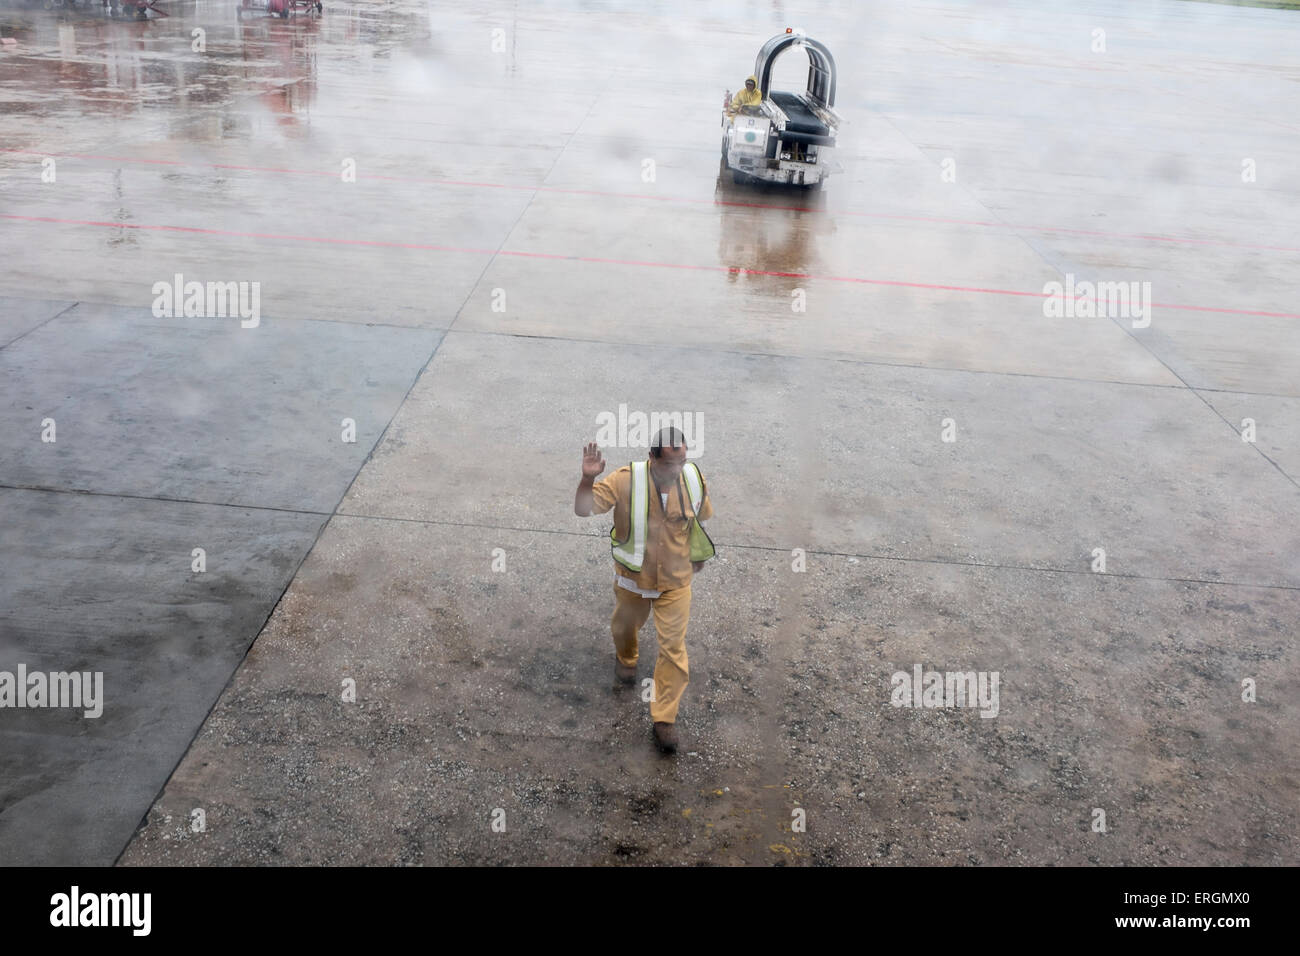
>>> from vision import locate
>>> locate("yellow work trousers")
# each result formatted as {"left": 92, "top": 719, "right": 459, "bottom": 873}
{"left": 611, "top": 581, "right": 691, "bottom": 724}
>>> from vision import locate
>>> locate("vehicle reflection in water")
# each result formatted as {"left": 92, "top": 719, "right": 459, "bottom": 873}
{"left": 0, "top": 1, "right": 429, "bottom": 131}
{"left": 0, "top": 3, "right": 314, "bottom": 116}
{"left": 713, "top": 159, "right": 836, "bottom": 292}
{"left": 236, "top": 12, "right": 320, "bottom": 132}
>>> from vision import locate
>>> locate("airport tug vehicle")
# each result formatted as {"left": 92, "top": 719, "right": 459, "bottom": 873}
{"left": 722, "top": 29, "right": 842, "bottom": 189}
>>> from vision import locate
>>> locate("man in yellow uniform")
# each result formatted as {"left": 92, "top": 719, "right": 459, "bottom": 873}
{"left": 728, "top": 75, "right": 763, "bottom": 116}
{"left": 573, "top": 427, "right": 715, "bottom": 754}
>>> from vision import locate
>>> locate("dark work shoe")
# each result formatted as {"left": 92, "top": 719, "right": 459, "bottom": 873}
{"left": 615, "top": 660, "right": 637, "bottom": 685}
{"left": 653, "top": 721, "right": 679, "bottom": 754}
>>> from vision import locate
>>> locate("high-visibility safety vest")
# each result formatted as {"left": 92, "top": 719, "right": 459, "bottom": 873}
{"left": 611, "top": 461, "right": 715, "bottom": 572}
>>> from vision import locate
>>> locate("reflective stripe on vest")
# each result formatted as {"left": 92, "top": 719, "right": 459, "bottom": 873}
{"left": 681, "top": 462, "right": 704, "bottom": 513}
{"left": 610, "top": 461, "right": 706, "bottom": 572}
{"left": 610, "top": 461, "right": 650, "bottom": 571}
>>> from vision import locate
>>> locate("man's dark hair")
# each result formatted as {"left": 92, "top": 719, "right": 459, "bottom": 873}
{"left": 650, "top": 426, "right": 687, "bottom": 458}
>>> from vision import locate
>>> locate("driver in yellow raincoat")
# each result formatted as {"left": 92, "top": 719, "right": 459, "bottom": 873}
{"left": 728, "top": 75, "right": 763, "bottom": 116}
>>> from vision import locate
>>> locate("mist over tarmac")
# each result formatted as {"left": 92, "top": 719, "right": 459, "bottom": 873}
{"left": 1, "top": 0, "right": 1297, "bottom": 866}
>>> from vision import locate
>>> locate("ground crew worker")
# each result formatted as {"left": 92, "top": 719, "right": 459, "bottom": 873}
{"left": 573, "top": 427, "right": 715, "bottom": 754}
{"left": 728, "top": 75, "right": 763, "bottom": 116}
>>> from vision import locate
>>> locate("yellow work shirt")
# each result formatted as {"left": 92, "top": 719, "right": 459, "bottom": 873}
{"left": 591, "top": 463, "right": 714, "bottom": 592}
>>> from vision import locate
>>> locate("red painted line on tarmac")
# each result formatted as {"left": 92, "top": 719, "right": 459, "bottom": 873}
{"left": 4, "top": 147, "right": 1298, "bottom": 255}
{"left": 0, "top": 213, "right": 498, "bottom": 254}
{"left": 3, "top": 212, "right": 1298, "bottom": 319}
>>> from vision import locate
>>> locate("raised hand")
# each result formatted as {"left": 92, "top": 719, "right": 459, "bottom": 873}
{"left": 581, "top": 441, "right": 606, "bottom": 479}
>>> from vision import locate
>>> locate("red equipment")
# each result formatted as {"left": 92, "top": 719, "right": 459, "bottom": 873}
{"left": 240, "top": 0, "right": 322, "bottom": 17}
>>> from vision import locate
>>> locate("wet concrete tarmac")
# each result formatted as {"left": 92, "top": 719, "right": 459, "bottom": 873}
{"left": 1, "top": 0, "right": 1297, "bottom": 865}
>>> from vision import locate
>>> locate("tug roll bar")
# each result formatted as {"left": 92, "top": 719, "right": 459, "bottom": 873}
{"left": 754, "top": 32, "right": 837, "bottom": 108}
